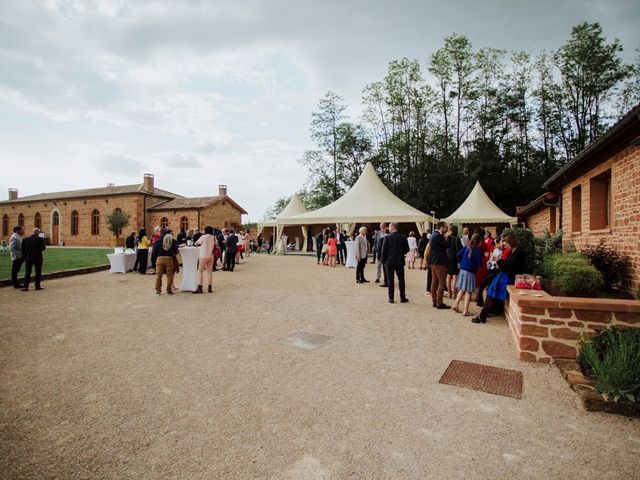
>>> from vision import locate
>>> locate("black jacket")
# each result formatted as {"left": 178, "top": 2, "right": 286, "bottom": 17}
{"left": 126, "top": 235, "right": 135, "bottom": 249}
{"left": 22, "top": 234, "right": 46, "bottom": 263}
{"left": 381, "top": 231, "right": 409, "bottom": 267}
{"left": 226, "top": 234, "right": 238, "bottom": 253}
{"left": 429, "top": 230, "right": 448, "bottom": 265}
{"left": 497, "top": 248, "right": 526, "bottom": 284}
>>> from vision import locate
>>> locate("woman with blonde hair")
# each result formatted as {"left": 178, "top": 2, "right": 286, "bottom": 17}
{"left": 452, "top": 233, "right": 482, "bottom": 316}
{"left": 154, "top": 232, "right": 178, "bottom": 295}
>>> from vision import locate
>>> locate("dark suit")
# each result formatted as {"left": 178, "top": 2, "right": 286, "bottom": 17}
{"left": 224, "top": 234, "right": 238, "bottom": 271}
{"left": 22, "top": 233, "right": 46, "bottom": 290}
{"left": 381, "top": 231, "right": 409, "bottom": 301}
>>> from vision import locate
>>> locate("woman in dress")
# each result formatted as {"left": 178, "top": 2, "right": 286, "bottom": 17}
{"left": 406, "top": 231, "right": 418, "bottom": 269}
{"left": 193, "top": 225, "right": 215, "bottom": 294}
{"left": 472, "top": 234, "right": 526, "bottom": 324}
{"left": 322, "top": 228, "right": 330, "bottom": 266}
{"left": 136, "top": 228, "right": 151, "bottom": 275}
{"left": 326, "top": 232, "right": 338, "bottom": 267}
{"left": 452, "top": 234, "right": 483, "bottom": 316}
{"left": 446, "top": 225, "right": 463, "bottom": 299}
{"left": 473, "top": 227, "right": 488, "bottom": 305}
{"left": 417, "top": 232, "right": 429, "bottom": 270}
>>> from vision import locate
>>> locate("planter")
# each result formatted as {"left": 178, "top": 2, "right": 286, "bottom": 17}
{"left": 504, "top": 285, "right": 640, "bottom": 363}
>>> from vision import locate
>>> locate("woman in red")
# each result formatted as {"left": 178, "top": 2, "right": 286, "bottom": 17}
{"left": 326, "top": 232, "right": 338, "bottom": 267}
{"left": 474, "top": 227, "right": 489, "bottom": 306}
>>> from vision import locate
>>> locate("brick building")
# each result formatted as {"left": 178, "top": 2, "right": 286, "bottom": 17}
{"left": 518, "top": 103, "right": 640, "bottom": 296}
{"left": 0, "top": 175, "right": 247, "bottom": 247}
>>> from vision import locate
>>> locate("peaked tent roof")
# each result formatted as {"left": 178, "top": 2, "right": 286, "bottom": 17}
{"left": 442, "top": 181, "right": 516, "bottom": 224}
{"left": 283, "top": 162, "right": 435, "bottom": 225}
{"left": 276, "top": 193, "right": 307, "bottom": 221}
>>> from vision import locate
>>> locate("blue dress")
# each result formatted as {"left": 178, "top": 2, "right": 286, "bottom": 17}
{"left": 487, "top": 271, "right": 510, "bottom": 301}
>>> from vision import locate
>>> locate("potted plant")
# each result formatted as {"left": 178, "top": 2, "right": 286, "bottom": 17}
{"left": 106, "top": 209, "right": 130, "bottom": 248}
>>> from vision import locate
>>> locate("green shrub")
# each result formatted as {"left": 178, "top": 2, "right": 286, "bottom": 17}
{"left": 502, "top": 226, "right": 535, "bottom": 273}
{"left": 545, "top": 253, "right": 603, "bottom": 296}
{"left": 581, "top": 242, "right": 630, "bottom": 292}
{"left": 579, "top": 328, "right": 640, "bottom": 402}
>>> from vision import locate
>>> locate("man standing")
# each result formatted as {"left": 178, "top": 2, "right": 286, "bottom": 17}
{"left": 381, "top": 222, "right": 409, "bottom": 303}
{"left": 375, "top": 223, "right": 388, "bottom": 286}
{"left": 224, "top": 229, "right": 238, "bottom": 272}
{"left": 10, "top": 225, "right": 24, "bottom": 289}
{"left": 429, "top": 221, "right": 450, "bottom": 309}
{"left": 336, "top": 230, "right": 345, "bottom": 265}
{"left": 355, "top": 226, "right": 369, "bottom": 283}
{"left": 21, "top": 228, "right": 46, "bottom": 291}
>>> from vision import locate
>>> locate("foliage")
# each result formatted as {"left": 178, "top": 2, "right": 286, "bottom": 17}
{"left": 581, "top": 242, "right": 630, "bottom": 292}
{"left": 263, "top": 196, "right": 290, "bottom": 220}
{"left": 105, "top": 209, "right": 130, "bottom": 238}
{"left": 501, "top": 227, "right": 535, "bottom": 274}
{"left": 533, "top": 229, "right": 563, "bottom": 274}
{"left": 579, "top": 328, "right": 640, "bottom": 403}
{"left": 544, "top": 253, "right": 603, "bottom": 296}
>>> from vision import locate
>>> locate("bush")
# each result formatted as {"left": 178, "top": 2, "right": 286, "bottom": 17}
{"left": 545, "top": 253, "right": 603, "bottom": 296}
{"left": 502, "top": 226, "right": 535, "bottom": 273}
{"left": 582, "top": 242, "right": 630, "bottom": 292}
{"left": 579, "top": 328, "right": 640, "bottom": 402}
{"left": 533, "top": 229, "right": 563, "bottom": 274}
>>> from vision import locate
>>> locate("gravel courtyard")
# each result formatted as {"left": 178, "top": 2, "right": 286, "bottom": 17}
{"left": 1, "top": 254, "right": 639, "bottom": 479}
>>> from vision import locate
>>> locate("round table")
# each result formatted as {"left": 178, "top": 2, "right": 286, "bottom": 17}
{"left": 106, "top": 253, "right": 136, "bottom": 273}
{"left": 179, "top": 247, "right": 200, "bottom": 292}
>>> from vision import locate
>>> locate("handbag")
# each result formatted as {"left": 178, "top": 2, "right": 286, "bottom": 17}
{"left": 321, "top": 244, "right": 329, "bottom": 253}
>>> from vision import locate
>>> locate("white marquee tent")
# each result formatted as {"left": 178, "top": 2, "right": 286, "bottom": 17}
{"left": 258, "top": 193, "right": 308, "bottom": 254}
{"left": 282, "top": 162, "right": 435, "bottom": 237}
{"left": 442, "top": 181, "right": 517, "bottom": 224}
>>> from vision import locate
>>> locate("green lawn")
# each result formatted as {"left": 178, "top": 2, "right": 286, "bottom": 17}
{"left": 0, "top": 247, "right": 111, "bottom": 280}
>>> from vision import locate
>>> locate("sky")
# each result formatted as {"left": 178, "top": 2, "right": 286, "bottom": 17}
{"left": 1, "top": 0, "right": 639, "bottom": 222}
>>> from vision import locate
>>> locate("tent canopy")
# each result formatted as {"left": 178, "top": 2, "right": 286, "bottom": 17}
{"left": 442, "top": 181, "right": 517, "bottom": 224}
{"left": 283, "top": 162, "right": 435, "bottom": 225}
{"left": 276, "top": 192, "right": 307, "bottom": 222}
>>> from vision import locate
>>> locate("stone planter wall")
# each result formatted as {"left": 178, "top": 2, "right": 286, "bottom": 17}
{"left": 504, "top": 286, "right": 640, "bottom": 363}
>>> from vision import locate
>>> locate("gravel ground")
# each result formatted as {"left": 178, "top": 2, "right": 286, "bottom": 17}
{"left": 1, "top": 254, "right": 639, "bottom": 480}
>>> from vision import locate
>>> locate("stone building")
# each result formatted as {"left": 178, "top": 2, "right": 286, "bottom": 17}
{"left": 518, "top": 103, "right": 640, "bottom": 296}
{"left": 0, "top": 175, "right": 247, "bottom": 247}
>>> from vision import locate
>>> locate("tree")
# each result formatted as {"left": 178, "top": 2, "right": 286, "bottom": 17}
{"left": 263, "top": 197, "right": 290, "bottom": 221}
{"left": 106, "top": 209, "right": 130, "bottom": 239}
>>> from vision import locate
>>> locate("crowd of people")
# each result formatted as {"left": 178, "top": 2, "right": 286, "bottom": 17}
{"left": 9, "top": 225, "right": 46, "bottom": 291}
{"left": 312, "top": 221, "right": 526, "bottom": 320}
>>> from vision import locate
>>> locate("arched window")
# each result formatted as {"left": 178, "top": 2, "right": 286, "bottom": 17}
{"left": 180, "top": 216, "right": 189, "bottom": 230}
{"left": 52, "top": 211, "right": 59, "bottom": 226}
{"left": 160, "top": 217, "right": 169, "bottom": 228}
{"left": 91, "top": 209, "right": 100, "bottom": 235}
{"left": 18, "top": 213, "right": 24, "bottom": 227}
{"left": 2, "top": 214, "right": 8, "bottom": 237}
{"left": 71, "top": 210, "right": 79, "bottom": 235}
{"left": 34, "top": 212, "right": 42, "bottom": 230}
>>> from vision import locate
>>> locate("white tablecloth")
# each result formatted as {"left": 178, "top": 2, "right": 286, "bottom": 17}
{"left": 344, "top": 241, "right": 357, "bottom": 268}
{"left": 180, "top": 247, "right": 200, "bottom": 292}
{"left": 107, "top": 253, "right": 136, "bottom": 273}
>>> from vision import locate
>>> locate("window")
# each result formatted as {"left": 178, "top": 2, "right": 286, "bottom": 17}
{"left": 52, "top": 211, "right": 59, "bottom": 226}
{"left": 2, "top": 215, "right": 8, "bottom": 236}
{"left": 571, "top": 185, "right": 582, "bottom": 232}
{"left": 549, "top": 207, "right": 557, "bottom": 234}
{"left": 590, "top": 169, "right": 612, "bottom": 230}
{"left": 71, "top": 210, "right": 79, "bottom": 235}
{"left": 91, "top": 209, "right": 100, "bottom": 235}
{"left": 180, "top": 216, "right": 189, "bottom": 230}
{"left": 34, "top": 212, "right": 42, "bottom": 230}
{"left": 18, "top": 213, "right": 24, "bottom": 227}
{"left": 160, "top": 217, "right": 169, "bottom": 228}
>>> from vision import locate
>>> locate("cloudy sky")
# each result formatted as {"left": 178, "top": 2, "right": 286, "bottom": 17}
{"left": 1, "top": 0, "right": 638, "bottom": 221}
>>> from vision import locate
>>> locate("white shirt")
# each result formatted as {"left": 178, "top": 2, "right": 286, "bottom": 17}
{"left": 407, "top": 236, "right": 418, "bottom": 250}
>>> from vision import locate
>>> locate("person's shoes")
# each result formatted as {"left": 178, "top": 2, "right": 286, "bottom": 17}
{"left": 388, "top": 299, "right": 394, "bottom": 303}
{"left": 452, "top": 306, "right": 462, "bottom": 313}
{"left": 356, "top": 280, "right": 363, "bottom": 284}
{"left": 21, "top": 288, "right": 28, "bottom": 291}
{"left": 208, "top": 286, "right": 213, "bottom": 293}
{"left": 437, "top": 304, "right": 451, "bottom": 309}
{"left": 476, "top": 300, "right": 484, "bottom": 307}
{"left": 380, "top": 284, "right": 387, "bottom": 288}
{"left": 222, "top": 268, "right": 228, "bottom": 271}
{"left": 432, "top": 303, "right": 438, "bottom": 308}
{"left": 371, "top": 261, "right": 376, "bottom": 264}
{"left": 155, "top": 290, "right": 161, "bottom": 295}
{"left": 362, "top": 279, "right": 370, "bottom": 283}
{"left": 166, "top": 291, "right": 174, "bottom": 295}
{"left": 400, "top": 298, "right": 409, "bottom": 303}
{"left": 472, "top": 316, "right": 486, "bottom": 324}
{"left": 193, "top": 286, "right": 203, "bottom": 294}
{"left": 375, "top": 279, "right": 380, "bottom": 283}
{"left": 35, "top": 287, "right": 43, "bottom": 291}
{"left": 13, "top": 285, "right": 22, "bottom": 289}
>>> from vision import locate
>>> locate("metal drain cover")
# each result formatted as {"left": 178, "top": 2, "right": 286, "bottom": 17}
{"left": 279, "top": 331, "right": 334, "bottom": 350}
{"left": 439, "top": 360, "right": 523, "bottom": 399}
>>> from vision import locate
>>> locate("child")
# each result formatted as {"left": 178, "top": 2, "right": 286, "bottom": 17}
{"left": 452, "top": 234, "right": 483, "bottom": 316}
{"left": 1, "top": 239, "right": 6, "bottom": 254}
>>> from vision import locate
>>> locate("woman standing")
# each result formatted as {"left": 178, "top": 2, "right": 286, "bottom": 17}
{"left": 473, "top": 227, "right": 489, "bottom": 306}
{"left": 154, "top": 232, "right": 178, "bottom": 295}
{"left": 406, "top": 231, "right": 418, "bottom": 269}
{"left": 136, "top": 228, "right": 151, "bottom": 275}
{"left": 315, "top": 229, "right": 324, "bottom": 265}
{"left": 452, "top": 234, "right": 483, "bottom": 316}
{"left": 193, "top": 225, "right": 215, "bottom": 294}
{"left": 326, "top": 232, "right": 338, "bottom": 267}
{"left": 417, "top": 232, "right": 429, "bottom": 269}
{"left": 446, "top": 225, "right": 463, "bottom": 299}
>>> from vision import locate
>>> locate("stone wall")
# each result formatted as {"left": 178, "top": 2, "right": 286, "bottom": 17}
{"left": 525, "top": 206, "right": 559, "bottom": 236}
{"left": 561, "top": 145, "right": 640, "bottom": 296}
{"left": 147, "top": 201, "right": 243, "bottom": 233}
{"left": 505, "top": 286, "right": 640, "bottom": 363}
{"left": 147, "top": 210, "right": 198, "bottom": 233}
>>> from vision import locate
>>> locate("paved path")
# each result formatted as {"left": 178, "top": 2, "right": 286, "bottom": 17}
{"left": 1, "top": 254, "right": 639, "bottom": 479}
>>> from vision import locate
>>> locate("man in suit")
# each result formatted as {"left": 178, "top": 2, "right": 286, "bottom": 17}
{"left": 355, "top": 226, "right": 369, "bottom": 283}
{"left": 224, "top": 229, "right": 238, "bottom": 272}
{"left": 381, "top": 222, "right": 409, "bottom": 303}
{"left": 336, "top": 230, "right": 346, "bottom": 265}
{"left": 10, "top": 225, "right": 24, "bottom": 289}
{"left": 21, "top": 228, "right": 46, "bottom": 291}
{"left": 375, "top": 223, "right": 389, "bottom": 286}
{"left": 429, "top": 221, "right": 450, "bottom": 309}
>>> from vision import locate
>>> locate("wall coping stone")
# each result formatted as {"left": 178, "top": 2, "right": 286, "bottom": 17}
{"left": 507, "top": 286, "right": 640, "bottom": 313}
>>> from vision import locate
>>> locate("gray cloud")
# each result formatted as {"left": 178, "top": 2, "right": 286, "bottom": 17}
{"left": 166, "top": 154, "right": 203, "bottom": 169}
{"left": 95, "top": 154, "right": 146, "bottom": 176}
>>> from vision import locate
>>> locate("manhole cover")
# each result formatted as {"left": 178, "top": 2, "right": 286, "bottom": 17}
{"left": 278, "top": 331, "right": 334, "bottom": 350}
{"left": 439, "top": 360, "right": 523, "bottom": 399}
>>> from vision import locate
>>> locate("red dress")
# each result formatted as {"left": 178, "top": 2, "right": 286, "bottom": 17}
{"left": 475, "top": 239, "right": 488, "bottom": 287}
{"left": 327, "top": 238, "right": 338, "bottom": 256}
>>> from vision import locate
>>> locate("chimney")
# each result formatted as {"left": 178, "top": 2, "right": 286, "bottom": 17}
{"left": 8, "top": 188, "right": 18, "bottom": 200}
{"left": 143, "top": 173, "right": 155, "bottom": 193}
{"left": 218, "top": 184, "right": 227, "bottom": 196}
